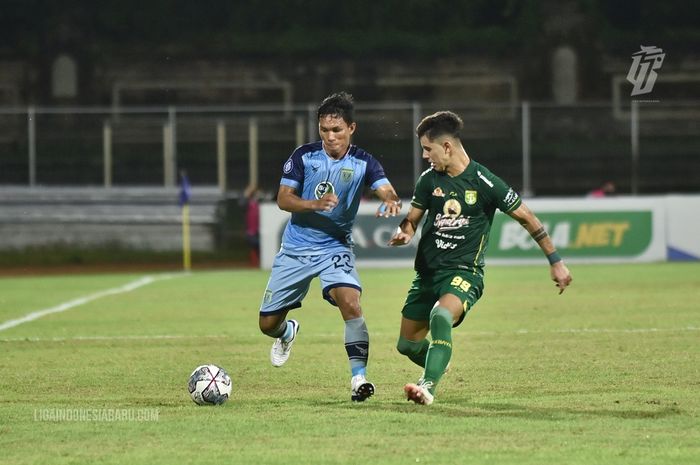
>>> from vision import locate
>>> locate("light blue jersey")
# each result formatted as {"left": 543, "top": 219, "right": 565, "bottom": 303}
{"left": 259, "top": 142, "right": 390, "bottom": 314}
{"left": 279, "top": 141, "right": 389, "bottom": 255}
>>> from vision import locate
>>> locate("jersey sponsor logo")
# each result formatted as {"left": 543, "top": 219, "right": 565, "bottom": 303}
{"left": 433, "top": 216, "right": 470, "bottom": 231}
{"left": 477, "top": 170, "right": 494, "bottom": 187}
{"left": 504, "top": 188, "right": 519, "bottom": 206}
{"left": 432, "top": 187, "right": 445, "bottom": 197}
{"left": 340, "top": 168, "right": 354, "bottom": 183}
{"left": 443, "top": 199, "right": 462, "bottom": 218}
{"left": 434, "top": 199, "right": 470, "bottom": 231}
{"left": 283, "top": 159, "right": 293, "bottom": 174}
{"left": 465, "top": 190, "right": 477, "bottom": 205}
{"left": 435, "top": 238, "right": 458, "bottom": 249}
{"left": 314, "top": 181, "right": 335, "bottom": 199}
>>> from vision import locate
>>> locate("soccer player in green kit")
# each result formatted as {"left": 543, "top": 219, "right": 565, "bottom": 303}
{"left": 389, "top": 111, "right": 573, "bottom": 405}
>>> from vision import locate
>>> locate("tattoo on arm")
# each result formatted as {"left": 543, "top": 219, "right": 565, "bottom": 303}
{"left": 530, "top": 227, "right": 549, "bottom": 242}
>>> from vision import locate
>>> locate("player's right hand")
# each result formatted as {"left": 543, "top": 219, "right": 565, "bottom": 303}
{"left": 550, "top": 261, "right": 573, "bottom": 294}
{"left": 388, "top": 228, "right": 412, "bottom": 246}
{"left": 315, "top": 193, "right": 338, "bottom": 212}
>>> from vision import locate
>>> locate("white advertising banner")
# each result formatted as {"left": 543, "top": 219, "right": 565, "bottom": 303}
{"left": 260, "top": 195, "right": 699, "bottom": 269}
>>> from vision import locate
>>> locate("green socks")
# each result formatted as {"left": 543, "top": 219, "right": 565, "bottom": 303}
{"left": 423, "top": 306, "right": 453, "bottom": 392}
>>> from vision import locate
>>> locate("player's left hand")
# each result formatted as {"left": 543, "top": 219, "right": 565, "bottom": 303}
{"left": 376, "top": 200, "right": 402, "bottom": 218}
{"left": 550, "top": 261, "right": 573, "bottom": 294}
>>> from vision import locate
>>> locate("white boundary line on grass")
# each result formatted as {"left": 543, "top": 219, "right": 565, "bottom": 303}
{"left": 0, "top": 273, "right": 182, "bottom": 332}
{"left": 0, "top": 334, "right": 227, "bottom": 342}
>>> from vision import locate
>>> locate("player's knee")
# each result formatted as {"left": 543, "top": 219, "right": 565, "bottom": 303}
{"left": 345, "top": 303, "right": 363, "bottom": 319}
{"left": 259, "top": 316, "right": 283, "bottom": 337}
{"left": 396, "top": 336, "right": 422, "bottom": 357}
{"left": 430, "top": 306, "right": 454, "bottom": 327}
{"left": 338, "top": 299, "right": 362, "bottom": 319}
{"left": 259, "top": 322, "right": 274, "bottom": 337}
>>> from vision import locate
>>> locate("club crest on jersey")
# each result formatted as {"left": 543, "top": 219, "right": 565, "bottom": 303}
{"left": 465, "top": 190, "right": 477, "bottom": 205}
{"left": 283, "top": 159, "right": 293, "bottom": 174}
{"left": 315, "top": 181, "right": 335, "bottom": 199}
{"left": 443, "top": 199, "right": 462, "bottom": 218}
{"left": 340, "top": 168, "right": 354, "bottom": 183}
{"left": 432, "top": 187, "right": 445, "bottom": 197}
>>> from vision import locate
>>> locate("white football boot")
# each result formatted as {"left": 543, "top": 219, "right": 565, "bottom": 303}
{"left": 404, "top": 379, "right": 434, "bottom": 406}
{"left": 270, "top": 319, "right": 300, "bottom": 367}
{"left": 351, "top": 374, "right": 375, "bottom": 402}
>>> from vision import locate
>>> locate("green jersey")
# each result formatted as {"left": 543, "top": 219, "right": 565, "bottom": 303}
{"left": 410, "top": 160, "right": 521, "bottom": 274}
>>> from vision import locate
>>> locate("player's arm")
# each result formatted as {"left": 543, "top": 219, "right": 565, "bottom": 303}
{"left": 276, "top": 185, "right": 337, "bottom": 213}
{"left": 507, "top": 202, "right": 573, "bottom": 294}
{"left": 373, "top": 183, "right": 402, "bottom": 217}
{"left": 388, "top": 205, "right": 425, "bottom": 246}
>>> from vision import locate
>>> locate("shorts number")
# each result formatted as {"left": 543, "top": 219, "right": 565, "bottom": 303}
{"left": 331, "top": 253, "right": 353, "bottom": 271}
{"left": 450, "top": 276, "right": 471, "bottom": 293}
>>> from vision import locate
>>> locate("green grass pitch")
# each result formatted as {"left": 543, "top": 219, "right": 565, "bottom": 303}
{"left": 0, "top": 263, "right": 698, "bottom": 465}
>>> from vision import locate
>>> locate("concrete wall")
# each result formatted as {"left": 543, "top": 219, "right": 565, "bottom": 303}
{"left": 0, "top": 187, "right": 222, "bottom": 251}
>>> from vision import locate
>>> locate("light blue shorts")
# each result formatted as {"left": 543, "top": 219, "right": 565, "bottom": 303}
{"left": 259, "top": 251, "right": 362, "bottom": 315}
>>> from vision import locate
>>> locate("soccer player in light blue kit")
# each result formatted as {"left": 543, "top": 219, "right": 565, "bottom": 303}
{"left": 259, "top": 92, "right": 402, "bottom": 401}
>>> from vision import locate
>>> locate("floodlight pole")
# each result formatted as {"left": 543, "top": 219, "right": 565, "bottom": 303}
{"left": 521, "top": 101, "right": 533, "bottom": 197}
{"left": 28, "top": 106, "right": 36, "bottom": 187}
{"left": 631, "top": 100, "right": 639, "bottom": 195}
{"left": 103, "top": 120, "right": 112, "bottom": 188}
{"left": 412, "top": 102, "right": 422, "bottom": 183}
{"left": 216, "top": 120, "right": 226, "bottom": 193}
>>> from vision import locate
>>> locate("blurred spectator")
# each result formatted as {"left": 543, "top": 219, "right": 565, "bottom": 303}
{"left": 588, "top": 181, "right": 616, "bottom": 198}
{"left": 244, "top": 185, "right": 261, "bottom": 267}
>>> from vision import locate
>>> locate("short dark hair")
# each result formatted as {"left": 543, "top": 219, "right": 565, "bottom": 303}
{"left": 317, "top": 91, "right": 355, "bottom": 124}
{"left": 416, "top": 111, "right": 463, "bottom": 141}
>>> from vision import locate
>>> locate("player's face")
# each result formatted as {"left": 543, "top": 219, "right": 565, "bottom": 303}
{"left": 419, "top": 135, "right": 450, "bottom": 172}
{"left": 319, "top": 115, "right": 355, "bottom": 158}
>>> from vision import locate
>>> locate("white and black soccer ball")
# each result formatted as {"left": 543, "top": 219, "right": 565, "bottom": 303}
{"left": 187, "top": 364, "right": 232, "bottom": 405}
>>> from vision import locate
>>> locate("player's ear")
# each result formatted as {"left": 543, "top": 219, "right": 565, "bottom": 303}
{"left": 347, "top": 122, "right": 356, "bottom": 135}
{"left": 442, "top": 139, "right": 452, "bottom": 154}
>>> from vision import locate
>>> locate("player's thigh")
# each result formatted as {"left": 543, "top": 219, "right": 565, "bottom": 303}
{"left": 259, "top": 253, "right": 316, "bottom": 313}
{"left": 399, "top": 316, "right": 430, "bottom": 341}
{"left": 318, "top": 251, "right": 362, "bottom": 306}
{"left": 435, "top": 270, "right": 484, "bottom": 327}
{"left": 400, "top": 273, "right": 438, "bottom": 323}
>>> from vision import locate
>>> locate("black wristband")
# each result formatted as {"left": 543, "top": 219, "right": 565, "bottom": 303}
{"left": 547, "top": 251, "right": 562, "bottom": 265}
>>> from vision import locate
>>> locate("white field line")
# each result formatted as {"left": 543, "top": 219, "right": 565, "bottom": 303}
{"left": 0, "top": 334, "right": 227, "bottom": 342}
{"left": 0, "top": 274, "right": 182, "bottom": 332}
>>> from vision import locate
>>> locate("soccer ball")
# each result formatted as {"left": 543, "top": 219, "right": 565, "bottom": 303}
{"left": 187, "top": 364, "right": 232, "bottom": 405}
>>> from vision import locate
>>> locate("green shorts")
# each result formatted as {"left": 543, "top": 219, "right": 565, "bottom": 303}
{"left": 401, "top": 269, "right": 484, "bottom": 327}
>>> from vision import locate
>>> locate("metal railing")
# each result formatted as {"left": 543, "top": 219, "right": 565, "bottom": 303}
{"left": 1, "top": 101, "right": 699, "bottom": 197}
